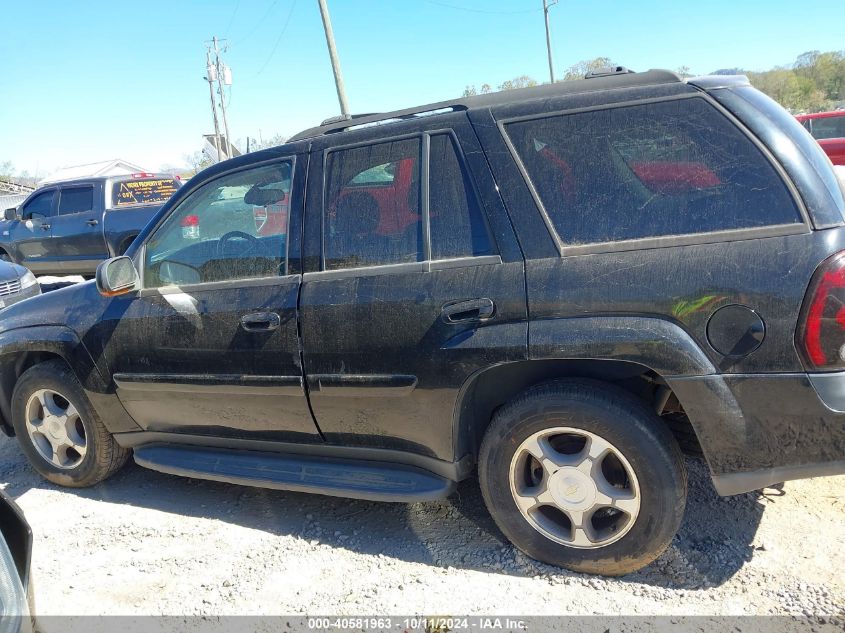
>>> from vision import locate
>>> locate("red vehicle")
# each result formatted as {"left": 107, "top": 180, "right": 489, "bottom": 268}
{"left": 796, "top": 110, "right": 845, "bottom": 165}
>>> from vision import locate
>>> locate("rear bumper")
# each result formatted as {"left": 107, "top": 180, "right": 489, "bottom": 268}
{"left": 669, "top": 372, "right": 845, "bottom": 495}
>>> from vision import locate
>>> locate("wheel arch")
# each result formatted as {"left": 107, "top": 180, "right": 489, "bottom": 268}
{"left": 117, "top": 234, "right": 138, "bottom": 256}
{"left": 452, "top": 359, "right": 670, "bottom": 460}
{"left": 0, "top": 327, "right": 105, "bottom": 437}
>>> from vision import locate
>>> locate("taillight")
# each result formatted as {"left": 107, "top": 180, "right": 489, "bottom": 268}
{"left": 798, "top": 251, "right": 845, "bottom": 370}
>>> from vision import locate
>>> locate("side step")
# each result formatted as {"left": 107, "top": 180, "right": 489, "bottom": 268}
{"left": 133, "top": 444, "right": 456, "bottom": 502}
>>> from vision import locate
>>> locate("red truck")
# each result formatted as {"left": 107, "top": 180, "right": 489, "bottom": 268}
{"left": 797, "top": 110, "right": 845, "bottom": 165}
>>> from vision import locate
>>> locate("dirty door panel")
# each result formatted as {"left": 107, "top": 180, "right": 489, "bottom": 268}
{"left": 91, "top": 156, "right": 320, "bottom": 442}
{"left": 299, "top": 117, "right": 527, "bottom": 461}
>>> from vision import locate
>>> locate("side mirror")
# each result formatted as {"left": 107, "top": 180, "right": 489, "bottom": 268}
{"left": 3, "top": 208, "right": 18, "bottom": 221}
{"left": 95, "top": 256, "right": 138, "bottom": 297}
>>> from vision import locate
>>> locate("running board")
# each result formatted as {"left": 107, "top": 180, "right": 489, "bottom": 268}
{"left": 133, "top": 444, "right": 456, "bottom": 502}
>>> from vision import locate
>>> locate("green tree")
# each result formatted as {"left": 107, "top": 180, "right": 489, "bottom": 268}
{"left": 250, "top": 134, "right": 288, "bottom": 151}
{"left": 498, "top": 76, "right": 537, "bottom": 91}
{"left": 563, "top": 57, "right": 615, "bottom": 81}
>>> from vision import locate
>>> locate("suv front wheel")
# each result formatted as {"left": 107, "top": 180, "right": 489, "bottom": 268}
{"left": 11, "top": 359, "right": 129, "bottom": 487}
{"left": 479, "top": 379, "right": 687, "bottom": 576}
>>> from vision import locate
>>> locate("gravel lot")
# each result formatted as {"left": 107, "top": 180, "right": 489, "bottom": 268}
{"left": 1, "top": 430, "right": 843, "bottom": 619}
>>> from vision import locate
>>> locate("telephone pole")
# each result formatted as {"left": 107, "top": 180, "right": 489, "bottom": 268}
{"left": 205, "top": 49, "right": 222, "bottom": 162}
{"left": 212, "top": 37, "right": 233, "bottom": 159}
{"left": 317, "top": 0, "right": 350, "bottom": 118}
{"left": 543, "top": 0, "right": 558, "bottom": 83}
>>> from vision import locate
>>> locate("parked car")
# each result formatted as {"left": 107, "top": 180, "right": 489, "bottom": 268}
{"left": 0, "top": 489, "right": 33, "bottom": 630}
{"left": 0, "top": 173, "right": 182, "bottom": 276}
{"left": 0, "top": 261, "right": 40, "bottom": 309}
{"left": 796, "top": 110, "right": 845, "bottom": 165}
{"left": 1, "top": 69, "right": 845, "bottom": 576}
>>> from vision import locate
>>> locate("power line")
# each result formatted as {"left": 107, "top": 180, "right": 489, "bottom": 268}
{"left": 423, "top": 0, "right": 541, "bottom": 15}
{"left": 253, "top": 0, "right": 298, "bottom": 77}
{"left": 232, "top": 0, "right": 281, "bottom": 47}
{"left": 224, "top": 0, "right": 241, "bottom": 36}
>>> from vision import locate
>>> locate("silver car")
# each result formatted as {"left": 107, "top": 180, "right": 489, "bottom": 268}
{"left": 0, "top": 262, "right": 40, "bottom": 309}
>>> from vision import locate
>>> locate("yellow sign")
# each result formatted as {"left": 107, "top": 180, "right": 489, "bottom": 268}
{"left": 114, "top": 179, "right": 178, "bottom": 207}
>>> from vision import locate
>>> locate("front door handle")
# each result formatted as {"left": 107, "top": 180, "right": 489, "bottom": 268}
{"left": 240, "top": 311, "right": 281, "bottom": 332}
{"left": 86, "top": 219, "right": 99, "bottom": 226}
{"left": 441, "top": 298, "right": 495, "bottom": 323}
{"left": 40, "top": 223, "right": 51, "bottom": 230}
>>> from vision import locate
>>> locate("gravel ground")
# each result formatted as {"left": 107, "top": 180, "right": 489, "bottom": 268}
{"left": 1, "top": 432, "right": 843, "bottom": 620}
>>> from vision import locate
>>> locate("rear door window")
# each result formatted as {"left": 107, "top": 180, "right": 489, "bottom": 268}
{"left": 58, "top": 186, "right": 94, "bottom": 215}
{"left": 112, "top": 178, "right": 179, "bottom": 207}
{"left": 504, "top": 97, "right": 803, "bottom": 246}
{"left": 429, "top": 134, "right": 494, "bottom": 259}
{"left": 323, "top": 138, "right": 422, "bottom": 270}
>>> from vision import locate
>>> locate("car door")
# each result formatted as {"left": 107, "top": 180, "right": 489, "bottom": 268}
{"left": 10, "top": 188, "right": 56, "bottom": 271}
{"left": 51, "top": 182, "right": 109, "bottom": 269}
{"left": 299, "top": 115, "right": 528, "bottom": 462}
{"left": 91, "top": 154, "right": 322, "bottom": 443}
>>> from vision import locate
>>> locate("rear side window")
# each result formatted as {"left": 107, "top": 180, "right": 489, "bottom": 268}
{"left": 58, "top": 186, "right": 94, "bottom": 215}
{"left": 324, "top": 138, "right": 422, "bottom": 270}
{"left": 429, "top": 134, "right": 494, "bottom": 259}
{"left": 505, "top": 97, "right": 802, "bottom": 246}
{"left": 112, "top": 178, "right": 179, "bottom": 207}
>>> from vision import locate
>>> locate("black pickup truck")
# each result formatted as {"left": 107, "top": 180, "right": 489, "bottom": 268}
{"left": 0, "top": 173, "right": 181, "bottom": 276}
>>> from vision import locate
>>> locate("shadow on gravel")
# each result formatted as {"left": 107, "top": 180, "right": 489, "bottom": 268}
{"left": 1, "top": 435, "right": 771, "bottom": 589}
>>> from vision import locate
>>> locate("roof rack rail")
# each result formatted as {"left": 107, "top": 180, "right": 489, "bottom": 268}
{"left": 319, "top": 112, "right": 380, "bottom": 126}
{"left": 288, "top": 69, "right": 681, "bottom": 143}
{"left": 585, "top": 66, "right": 634, "bottom": 79}
{"left": 290, "top": 104, "right": 467, "bottom": 142}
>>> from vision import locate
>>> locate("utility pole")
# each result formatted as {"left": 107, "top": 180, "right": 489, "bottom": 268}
{"left": 543, "top": 0, "right": 559, "bottom": 83}
{"left": 317, "top": 0, "right": 350, "bottom": 118}
{"left": 205, "top": 48, "right": 222, "bottom": 163}
{"left": 212, "top": 36, "right": 233, "bottom": 159}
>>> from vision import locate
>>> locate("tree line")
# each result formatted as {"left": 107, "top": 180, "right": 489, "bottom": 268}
{"left": 464, "top": 51, "right": 845, "bottom": 114}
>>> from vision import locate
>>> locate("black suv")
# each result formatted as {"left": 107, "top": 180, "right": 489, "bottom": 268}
{"left": 1, "top": 70, "right": 844, "bottom": 576}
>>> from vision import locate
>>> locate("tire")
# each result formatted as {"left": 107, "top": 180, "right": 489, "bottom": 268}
{"left": 478, "top": 378, "right": 687, "bottom": 576}
{"left": 0, "top": 251, "right": 11, "bottom": 263}
{"left": 11, "top": 359, "right": 129, "bottom": 487}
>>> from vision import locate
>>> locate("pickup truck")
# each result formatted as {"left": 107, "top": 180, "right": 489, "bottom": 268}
{"left": 797, "top": 110, "right": 845, "bottom": 165}
{"left": 0, "top": 173, "right": 181, "bottom": 276}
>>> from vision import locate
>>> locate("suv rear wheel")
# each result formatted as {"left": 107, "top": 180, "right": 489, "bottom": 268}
{"left": 479, "top": 379, "right": 687, "bottom": 576}
{"left": 11, "top": 359, "right": 129, "bottom": 487}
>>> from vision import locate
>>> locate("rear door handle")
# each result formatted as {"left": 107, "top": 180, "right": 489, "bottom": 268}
{"left": 86, "top": 219, "right": 99, "bottom": 226}
{"left": 441, "top": 298, "right": 495, "bottom": 323}
{"left": 240, "top": 311, "right": 281, "bottom": 332}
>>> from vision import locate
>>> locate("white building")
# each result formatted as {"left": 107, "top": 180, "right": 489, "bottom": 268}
{"left": 39, "top": 159, "right": 148, "bottom": 185}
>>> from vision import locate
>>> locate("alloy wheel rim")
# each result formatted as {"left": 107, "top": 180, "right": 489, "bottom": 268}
{"left": 24, "top": 388, "right": 87, "bottom": 470}
{"left": 509, "top": 426, "right": 641, "bottom": 549}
